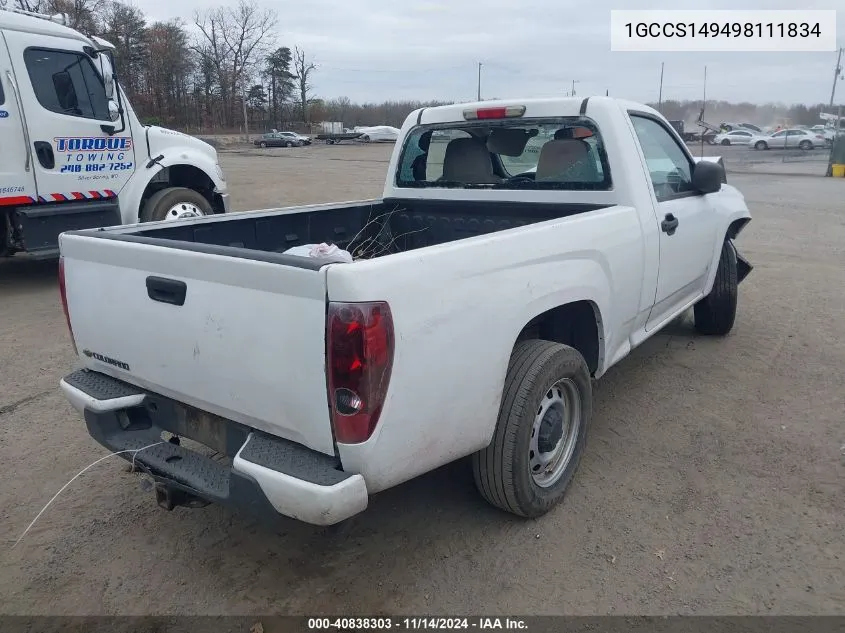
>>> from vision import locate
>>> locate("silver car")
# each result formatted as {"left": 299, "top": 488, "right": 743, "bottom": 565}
{"left": 748, "top": 128, "right": 827, "bottom": 151}
{"left": 713, "top": 130, "right": 755, "bottom": 146}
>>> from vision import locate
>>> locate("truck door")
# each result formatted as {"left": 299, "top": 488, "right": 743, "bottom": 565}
{"left": 628, "top": 113, "right": 719, "bottom": 331}
{"left": 0, "top": 32, "right": 37, "bottom": 208}
{"left": 2, "top": 30, "right": 135, "bottom": 203}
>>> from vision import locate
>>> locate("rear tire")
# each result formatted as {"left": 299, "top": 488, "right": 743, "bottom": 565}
{"left": 754, "top": 141, "right": 767, "bottom": 150}
{"left": 798, "top": 140, "right": 812, "bottom": 150}
{"left": 472, "top": 340, "right": 592, "bottom": 518}
{"left": 260, "top": 141, "right": 267, "bottom": 148}
{"left": 140, "top": 187, "right": 213, "bottom": 223}
{"left": 694, "top": 239, "right": 738, "bottom": 336}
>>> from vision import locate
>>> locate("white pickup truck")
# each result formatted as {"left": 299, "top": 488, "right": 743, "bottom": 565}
{"left": 58, "top": 97, "right": 753, "bottom": 526}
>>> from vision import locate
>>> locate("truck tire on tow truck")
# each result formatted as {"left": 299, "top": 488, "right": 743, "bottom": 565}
{"left": 694, "top": 239, "right": 738, "bottom": 336}
{"left": 473, "top": 339, "right": 592, "bottom": 518}
{"left": 141, "top": 187, "right": 213, "bottom": 222}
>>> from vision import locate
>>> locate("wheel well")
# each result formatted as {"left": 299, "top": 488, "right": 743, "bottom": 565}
{"left": 515, "top": 301, "right": 602, "bottom": 374}
{"left": 139, "top": 164, "right": 222, "bottom": 219}
{"left": 727, "top": 217, "right": 750, "bottom": 239}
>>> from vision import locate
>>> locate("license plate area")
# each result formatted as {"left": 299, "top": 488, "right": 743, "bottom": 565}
{"left": 143, "top": 396, "right": 251, "bottom": 459}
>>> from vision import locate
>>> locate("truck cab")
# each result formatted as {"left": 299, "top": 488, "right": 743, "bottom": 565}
{"left": 0, "top": 6, "right": 229, "bottom": 258}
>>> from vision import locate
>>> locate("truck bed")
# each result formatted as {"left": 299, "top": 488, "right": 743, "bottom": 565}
{"left": 96, "top": 198, "right": 610, "bottom": 263}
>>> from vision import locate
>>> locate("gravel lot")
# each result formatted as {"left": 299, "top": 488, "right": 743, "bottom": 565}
{"left": 1, "top": 142, "right": 843, "bottom": 616}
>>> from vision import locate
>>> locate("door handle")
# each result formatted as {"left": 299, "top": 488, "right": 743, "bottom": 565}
{"left": 33, "top": 142, "right": 55, "bottom": 169}
{"left": 146, "top": 276, "right": 187, "bottom": 306}
{"left": 661, "top": 213, "right": 679, "bottom": 236}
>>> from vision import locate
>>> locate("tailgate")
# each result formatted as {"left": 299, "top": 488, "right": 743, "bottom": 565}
{"left": 59, "top": 233, "right": 336, "bottom": 456}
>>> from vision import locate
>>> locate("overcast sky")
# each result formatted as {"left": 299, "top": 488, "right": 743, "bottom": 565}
{"left": 140, "top": 0, "right": 844, "bottom": 106}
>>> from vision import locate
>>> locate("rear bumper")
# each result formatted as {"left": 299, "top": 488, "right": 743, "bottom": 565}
{"left": 59, "top": 370, "right": 367, "bottom": 526}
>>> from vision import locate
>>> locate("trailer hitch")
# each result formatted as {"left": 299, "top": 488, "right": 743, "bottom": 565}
{"left": 154, "top": 483, "right": 209, "bottom": 511}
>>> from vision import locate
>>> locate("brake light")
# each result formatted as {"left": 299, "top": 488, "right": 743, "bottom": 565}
{"left": 57, "top": 257, "right": 77, "bottom": 354}
{"left": 463, "top": 105, "right": 526, "bottom": 120}
{"left": 327, "top": 301, "right": 394, "bottom": 444}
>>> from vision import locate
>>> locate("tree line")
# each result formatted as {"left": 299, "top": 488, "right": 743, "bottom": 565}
{"left": 12, "top": 0, "right": 842, "bottom": 134}
{"left": 14, "top": 0, "right": 318, "bottom": 132}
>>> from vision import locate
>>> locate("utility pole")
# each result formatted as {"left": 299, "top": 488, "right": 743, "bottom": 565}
{"left": 830, "top": 47, "right": 844, "bottom": 108}
{"left": 477, "top": 62, "right": 482, "bottom": 101}
{"left": 700, "top": 65, "right": 708, "bottom": 158}
{"left": 242, "top": 90, "right": 249, "bottom": 141}
{"left": 658, "top": 62, "right": 664, "bottom": 111}
{"left": 571, "top": 79, "right": 579, "bottom": 97}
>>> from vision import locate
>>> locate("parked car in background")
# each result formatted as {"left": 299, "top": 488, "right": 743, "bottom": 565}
{"left": 254, "top": 132, "right": 307, "bottom": 148}
{"left": 748, "top": 128, "right": 826, "bottom": 150}
{"left": 810, "top": 125, "right": 837, "bottom": 145}
{"left": 354, "top": 126, "right": 401, "bottom": 143}
{"left": 713, "top": 130, "right": 755, "bottom": 146}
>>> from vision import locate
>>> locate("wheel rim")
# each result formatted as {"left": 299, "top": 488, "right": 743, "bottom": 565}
{"left": 529, "top": 378, "right": 582, "bottom": 488}
{"left": 163, "top": 201, "right": 205, "bottom": 221}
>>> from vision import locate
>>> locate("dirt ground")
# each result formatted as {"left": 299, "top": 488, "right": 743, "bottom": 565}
{"left": 0, "top": 143, "right": 843, "bottom": 616}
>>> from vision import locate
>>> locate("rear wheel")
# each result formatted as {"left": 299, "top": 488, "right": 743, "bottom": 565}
{"left": 260, "top": 141, "right": 267, "bottom": 148}
{"left": 285, "top": 141, "right": 293, "bottom": 147}
{"left": 798, "top": 140, "right": 812, "bottom": 150}
{"left": 472, "top": 340, "right": 592, "bottom": 518}
{"left": 754, "top": 141, "right": 768, "bottom": 150}
{"left": 141, "top": 187, "right": 213, "bottom": 223}
{"left": 694, "top": 239, "right": 738, "bottom": 336}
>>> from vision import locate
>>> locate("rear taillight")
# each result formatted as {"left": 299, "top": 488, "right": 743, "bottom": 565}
{"left": 58, "top": 257, "right": 77, "bottom": 354}
{"left": 327, "top": 301, "right": 394, "bottom": 444}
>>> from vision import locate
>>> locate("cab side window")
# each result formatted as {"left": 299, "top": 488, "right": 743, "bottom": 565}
{"left": 0, "top": 74, "right": 5, "bottom": 105}
{"left": 630, "top": 114, "right": 695, "bottom": 201}
{"left": 24, "top": 48, "right": 109, "bottom": 120}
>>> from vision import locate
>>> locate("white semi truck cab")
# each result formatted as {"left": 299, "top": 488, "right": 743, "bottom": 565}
{"left": 0, "top": 5, "right": 229, "bottom": 258}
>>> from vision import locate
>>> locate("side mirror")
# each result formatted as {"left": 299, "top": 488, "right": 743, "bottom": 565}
{"left": 692, "top": 160, "right": 723, "bottom": 194}
{"left": 103, "top": 73, "right": 115, "bottom": 99}
{"left": 107, "top": 100, "right": 120, "bottom": 122}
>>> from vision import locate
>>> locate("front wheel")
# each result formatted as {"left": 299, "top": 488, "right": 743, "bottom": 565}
{"left": 472, "top": 340, "right": 592, "bottom": 518}
{"left": 260, "top": 141, "right": 267, "bottom": 148}
{"left": 140, "top": 187, "right": 213, "bottom": 223}
{"left": 721, "top": 139, "right": 731, "bottom": 146}
{"left": 754, "top": 141, "right": 767, "bottom": 150}
{"left": 694, "top": 239, "right": 738, "bottom": 336}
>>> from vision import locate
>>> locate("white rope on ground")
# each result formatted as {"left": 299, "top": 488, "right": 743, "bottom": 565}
{"left": 10, "top": 441, "right": 165, "bottom": 549}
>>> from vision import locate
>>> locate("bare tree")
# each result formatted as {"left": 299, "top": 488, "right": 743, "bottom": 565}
{"left": 193, "top": 0, "right": 277, "bottom": 127}
{"left": 293, "top": 46, "right": 316, "bottom": 123}
{"left": 13, "top": 0, "right": 48, "bottom": 11}
{"left": 44, "top": 0, "right": 105, "bottom": 32}
{"left": 100, "top": 1, "right": 146, "bottom": 96}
